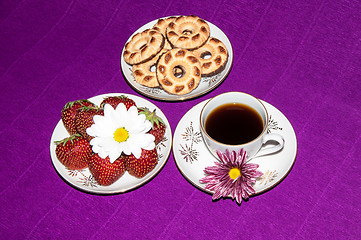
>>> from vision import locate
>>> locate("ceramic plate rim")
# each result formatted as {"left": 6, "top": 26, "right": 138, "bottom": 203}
{"left": 121, "top": 16, "right": 233, "bottom": 101}
{"left": 50, "top": 93, "right": 172, "bottom": 194}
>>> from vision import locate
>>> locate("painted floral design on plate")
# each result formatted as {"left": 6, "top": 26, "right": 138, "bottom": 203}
{"left": 178, "top": 115, "right": 283, "bottom": 186}
{"left": 67, "top": 169, "right": 99, "bottom": 187}
{"left": 257, "top": 170, "right": 279, "bottom": 185}
{"left": 179, "top": 122, "right": 203, "bottom": 163}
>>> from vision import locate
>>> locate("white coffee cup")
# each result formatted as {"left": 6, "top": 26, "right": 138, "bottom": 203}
{"left": 200, "top": 92, "right": 284, "bottom": 159}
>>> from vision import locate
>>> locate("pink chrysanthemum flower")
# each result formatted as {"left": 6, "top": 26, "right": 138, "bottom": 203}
{"left": 200, "top": 149, "right": 262, "bottom": 204}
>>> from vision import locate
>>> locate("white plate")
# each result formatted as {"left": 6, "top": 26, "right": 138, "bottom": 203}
{"left": 50, "top": 93, "right": 172, "bottom": 194}
{"left": 121, "top": 17, "right": 233, "bottom": 101}
{"left": 173, "top": 99, "right": 297, "bottom": 196}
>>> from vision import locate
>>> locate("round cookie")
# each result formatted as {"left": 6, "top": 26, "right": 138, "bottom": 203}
{"left": 166, "top": 15, "right": 210, "bottom": 50}
{"left": 132, "top": 49, "right": 167, "bottom": 88}
{"left": 192, "top": 37, "right": 228, "bottom": 77}
{"left": 153, "top": 16, "right": 176, "bottom": 50}
{"left": 156, "top": 48, "right": 201, "bottom": 95}
{"left": 123, "top": 29, "right": 164, "bottom": 65}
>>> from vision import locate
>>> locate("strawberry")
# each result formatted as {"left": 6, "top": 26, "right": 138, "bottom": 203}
{"left": 61, "top": 99, "right": 96, "bottom": 135}
{"left": 100, "top": 95, "right": 137, "bottom": 110}
{"left": 138, "top": 107, "right": 166, "bottom": 144}
{"left": 88, "top": 154, "right": 126, "bottom": 186}
{"left": 55, "top": 134, "right": 92, "bottom": 170}
{"left": 75, "top": 106, "right": 104, "bottom": 142}
{"left": 122, "top": 148, "right": 158, "bottom": 178}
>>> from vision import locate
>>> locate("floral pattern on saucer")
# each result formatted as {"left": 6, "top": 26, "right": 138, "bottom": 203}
{"left": 173, "top": 99, "right": 297, "bottom": 195}
{"left": 268, "top": 115, "right": 283, "bottom": 133}
{"left": 179, "top": 122, "right": 203, "bottom": 163}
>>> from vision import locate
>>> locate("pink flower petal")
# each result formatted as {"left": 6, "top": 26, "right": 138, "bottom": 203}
{"left": 200, "top": 149, "right": 262, "bottom": 204}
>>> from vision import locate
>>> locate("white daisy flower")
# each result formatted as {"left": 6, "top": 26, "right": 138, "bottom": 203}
{"left": 86, "top": 103, "right": 155, "bottom": 163}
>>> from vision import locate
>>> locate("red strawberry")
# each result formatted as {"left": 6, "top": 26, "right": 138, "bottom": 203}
{"left": 55, "top": 134, "right": 92, "bottom": 170}
{"left": 122, "top": 148, "right": 158, "bottom": 178}
{"left": 100, "top": 95, "right": 137, "bottom": 110}
{"left": 75, "top": 106, "right": 104, "bottom": 142}
{"left": 88, "top": 154, "right": 126, "bottom": 186}
{"left": 61, "top": 99, "right": 96, "bottom": 135}
{"left": 138, "top": 107, "right": 166, "bottom": 144}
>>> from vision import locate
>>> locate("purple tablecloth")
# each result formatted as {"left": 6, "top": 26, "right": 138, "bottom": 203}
{"left": 1, "top": 0, "right": 360, "bottom": 239}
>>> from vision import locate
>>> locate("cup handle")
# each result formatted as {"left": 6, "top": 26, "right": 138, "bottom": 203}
{"left": 253, "top": 133, "right": 285, "bottom": 159}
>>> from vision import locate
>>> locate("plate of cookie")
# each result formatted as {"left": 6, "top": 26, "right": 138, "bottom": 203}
{"left": 121, "top": 15, "right": 233, "bottom": 101}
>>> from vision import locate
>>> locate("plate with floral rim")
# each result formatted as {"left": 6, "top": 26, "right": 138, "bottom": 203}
{"left": 120, "top": 16, "right": 233, "bottom": 101}
{"left": 172, "top": 98, "right": 297, "bottom": 196}
{"left": 50, "top": 93, "right": 172, "bottom": 194}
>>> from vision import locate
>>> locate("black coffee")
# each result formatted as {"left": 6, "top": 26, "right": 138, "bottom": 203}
{"left": 205, "top": 103, "right": 264, "bottom": 145}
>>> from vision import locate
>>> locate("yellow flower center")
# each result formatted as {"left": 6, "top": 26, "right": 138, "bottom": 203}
{"left": 113, "top": 127, "right": 129, "bottom": 143}
{"left": 229, "top": 168, "right": 241, "bottom": 180}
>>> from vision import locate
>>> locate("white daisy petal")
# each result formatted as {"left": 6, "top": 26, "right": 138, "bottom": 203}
{"left": 108, "top": 149, "right": 121, "bottom": 163}
{"left": 98, "top": 151, "right": 108, "bottom": 159}
{"left": 128, "top": 106, "right": 138, "bottom": 117}
{"left": 101, "top": 137, "right": 116, "bottom": 147}
{"left": 143, "top": 135, "right": 156, "bottom": 150}
{"left": 100, "top": 118, "right": 117, "bottom": 136}
{"left": 143, "top": 121, "right": 152, "bottom": 133}
{"left": 115, "top": 104, "right": 127, "bottom": 119}
{"left": 130, "top": 145, "right": 142, "bottom": 159}
{"left": 88, "top": 116, "right": 114, "bottom": 137}
{"left": 92, "top": 114, "right": 104, "bottom": 125}
{"left": 129, "top": 133, "right": 154, "bottom": 148}
{"left": 143, "top": 143, "right": 155, "bottom": 151}
{"left": 115, "top": 102, "right": 127, "bottom": 112}
{"left": 116, "top": 141, "right": 128, "bottom": 155}
{"left": 93, "top": 138, "right": 103, "bottom": 147}
{"left": 86, "top": 124, "right": 97, "bottom": 137}
{"left": 103, "top": 104, "right": 114, "bottom": 115}
{"left": 91, "top": 144, "right": 101, "bottom": 153}
{"left": 112, "top": 104, "right": 126, "bottom": 126}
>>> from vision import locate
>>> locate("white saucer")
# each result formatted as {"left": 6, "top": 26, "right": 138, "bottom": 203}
{"left": 121, "top": 16, "right": 233, "bottom": 101}
{"left": 173, "top": 99, "right": 297, "bottom": 195}
{"left": 50, "top": 93, "right": 172, "bottom": 194}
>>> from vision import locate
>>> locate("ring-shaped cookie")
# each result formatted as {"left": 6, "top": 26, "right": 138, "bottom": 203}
{"left": 153, "top": 16, "right": 176, "bottom": 50}
{"left": 192, "top": 37, "right": 228, "bottom": 77}
{"left": 166, "top": 15, "right": 210, "bottom": 50}
{"left": 156, "top": 48, "right": 202, "bottom": 95}
{"left": 132, "top": 49, "right": 167, "bottom": 88}
{"left": 123, "top": 29, "right": 164, "bottom": 65}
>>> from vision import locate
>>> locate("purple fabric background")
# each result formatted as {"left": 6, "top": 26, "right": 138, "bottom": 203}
{"left": 1, "top": 0, "right": 360, "bottom": 239}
